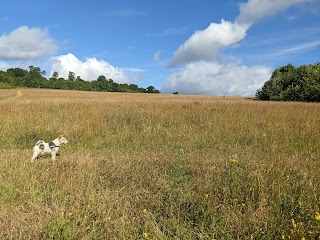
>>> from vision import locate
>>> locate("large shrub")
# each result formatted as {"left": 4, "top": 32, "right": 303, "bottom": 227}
{"left": 256, "top": 63, "right": 320, "bottom": 102}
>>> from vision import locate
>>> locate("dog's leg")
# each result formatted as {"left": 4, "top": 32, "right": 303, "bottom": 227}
{"left": 31, "top": 151, "right": 39, "bottom": 162}
{"left": 51, "top": 151, "right": 57, "bottom": 160}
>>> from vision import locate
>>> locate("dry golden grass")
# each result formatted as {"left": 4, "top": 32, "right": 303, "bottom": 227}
{"left": 0, "top": 88, "right": 320, "bottom": 239}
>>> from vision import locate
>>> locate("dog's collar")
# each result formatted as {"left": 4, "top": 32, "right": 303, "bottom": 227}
{"left": 49, "top": 141, "right": 60, "bottom": 148}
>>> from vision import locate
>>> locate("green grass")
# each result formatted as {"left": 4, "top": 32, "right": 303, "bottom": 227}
{"left": 0, "top": 89, "right": 319, "bottom": 239}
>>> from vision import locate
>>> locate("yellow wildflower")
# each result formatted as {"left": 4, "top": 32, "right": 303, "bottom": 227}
{"left": 229, "top": 159, "right": 239, "bottom": 163}
{"left": 315, "top": 212, "right": 320, "bottom": 221}
{"left": 143, "top": 209, "right": 147, "bottom": 213}
{"left": 291, "top": 219, "right": 297, "bottom": 228}
{"left": 143, "top": 232, "right": 148, "bottom": 238}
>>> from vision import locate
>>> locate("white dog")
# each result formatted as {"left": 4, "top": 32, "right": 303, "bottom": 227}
{"left": 31, "top": 135, "right": 68, "bottom": 162}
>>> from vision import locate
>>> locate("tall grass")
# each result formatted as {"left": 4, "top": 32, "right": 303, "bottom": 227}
{"left": 0, "top": 89, "right": 319, "bottom": 239}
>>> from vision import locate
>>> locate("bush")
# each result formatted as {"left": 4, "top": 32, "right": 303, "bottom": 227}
{"left": 0, "top": 82, "right": 14, "bottom": 89}
{"left": 256, "top": 63, "right": 320, "bottom": 102}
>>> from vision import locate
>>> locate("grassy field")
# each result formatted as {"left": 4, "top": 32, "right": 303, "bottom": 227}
{"left": 0, "top": 88, "right": 319, "bottom": 239}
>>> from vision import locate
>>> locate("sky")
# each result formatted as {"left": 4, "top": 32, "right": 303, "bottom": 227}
{"left": 0, "top": 0, "right": 319, "bottom": 96}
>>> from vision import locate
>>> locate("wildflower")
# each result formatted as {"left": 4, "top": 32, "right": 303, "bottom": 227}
{"left": 241, "top": 203, "right": 245, "bottom": 207}
{"left": 179, "top": 149, "right": 184, "bottom": 154}
{"left": 143, "top": 232, "right": 148, "bottom": 238}
{"left": 205, "top": 194, "right": 209, "bottom": 199}
{"left": 291, "top": 219, "right": 297, "bottom": 228}
{"left": 229, "top": 159, "right": 239, "bottom": 164}
{"left": 143, "top": 209, "right": 147, "bottom": 213}
{"left": 315, "top": 212, "right": 320, "bottom": 221}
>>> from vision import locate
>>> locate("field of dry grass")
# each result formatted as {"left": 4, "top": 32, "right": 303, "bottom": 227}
{"left": 0, "top": 88, "right": 319, "bottom": 239}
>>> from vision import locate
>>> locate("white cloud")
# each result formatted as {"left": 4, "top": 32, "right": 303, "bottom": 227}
{"left": 164, "top": 0, "right": 312, "bottom": 96}
{"left": 162, "top": 62, "right": 272, "bottom": 96}
{"left": 169, "top": 0, "right": 309, "bottom": 67}
{"left": 236, "top": 0, "right": 306, "bottom": 27}
{"left": 0, "top": 26, "right": 58, "bottom": 60}
{"left": 168, "top": 20, "right": 248, "bottom": 67}
{"left": 271, "top": 40, "right": 320, "bottom": 56}
{"left": 50, "top": 53, "right": 128, "bottom": 82}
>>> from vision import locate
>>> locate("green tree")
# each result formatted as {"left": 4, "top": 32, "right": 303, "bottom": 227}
{"left": 68, "top": 71, "right": 76, "bottom": 81}
{"left": 29, "top": 65, "right": 46, "bottom": 75}
{"left": 7, "top": 68, "right": 28, "bottom": 78}
{"left": 146, "top": 86, "right": 160, "bottom": 93}
{"left": 256, "top": 63, "right": 320, "bottom": 102}
{"left": 52, "top": 71, "right": 59, "bottom": 80}
{"left": 0, "top": 66, "right": 161, "bottom": 94}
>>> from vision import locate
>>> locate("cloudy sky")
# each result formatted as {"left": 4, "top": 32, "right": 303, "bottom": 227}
{"left": 1, "top": 0, "right": 319, "bottom": 96}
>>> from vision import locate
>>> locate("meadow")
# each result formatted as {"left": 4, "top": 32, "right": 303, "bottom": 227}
{"left": 0, "top": 88, "right": 319, "bottom": 239}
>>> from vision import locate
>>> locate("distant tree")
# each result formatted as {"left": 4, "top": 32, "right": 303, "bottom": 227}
{"left": 28, "top": 65, "right": 46, "bottom": 75}
{"left": 7, "top": 68, "right": 28, "bottom": 78}
{"left": 52, "top": 71, "right": 59, "bottom": 80}
{"left": 68, "top": 71, "right": 76, "bottom": 81}
{"left": 0, "top": 66, "right": 161, "bottom": 94}
{"left": 0, "top": 71, "right": 15, "bottom": 88}
{"left": 93, "top": 75, "right": 113, "bottom": 91}
{"left": 256, "top": 63, "right": 320, "bottom": 102}
{"left": 146, "top": 86, "right": 160, "bottom": 93}
{"left": 129, "top": 84, "right": 139, "bottom": 92}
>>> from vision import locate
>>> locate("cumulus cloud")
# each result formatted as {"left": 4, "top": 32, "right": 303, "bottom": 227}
{"left": 164, "top": 0, "right": 311, "bottom": 96}
{"left": 50, "top": 53, "right": 128, "bottom": 82}
{"left": 0, "top": 26, "right": 58, "bottom": 60}
{"left": 168, "top": 20, "right": 248, "bottom": 67}
{"left": 162, "top": 62, "right": 272, "bottom": 96}
{"left": 169, "top": 0, "right": 309, "bottom": 67}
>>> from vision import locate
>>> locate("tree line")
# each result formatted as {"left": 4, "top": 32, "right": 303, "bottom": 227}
{"left": 256, "top": 63, "right": 320, "bottom": 102}
{"left": 0, "top": 66, "right": 160, "bottom": 93}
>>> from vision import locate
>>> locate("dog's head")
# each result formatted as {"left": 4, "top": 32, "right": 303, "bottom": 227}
{"left": 58, "top": 135, "right": 68, "bottom": 145}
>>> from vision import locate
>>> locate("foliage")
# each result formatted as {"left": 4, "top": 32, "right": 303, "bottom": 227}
{"left": 256, "top": 63, "right": 320, "bottom": 102}
{"left": 0, "top": 66, "right": 160, "bottom": 94}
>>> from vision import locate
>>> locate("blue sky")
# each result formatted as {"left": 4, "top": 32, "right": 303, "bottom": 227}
{"left": 0, "top": 0, "right": 319, "bottom": 96}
